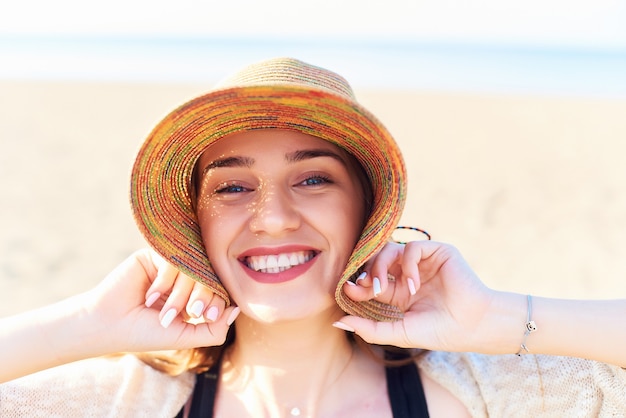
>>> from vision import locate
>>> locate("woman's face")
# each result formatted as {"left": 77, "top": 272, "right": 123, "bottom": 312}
{"left": 195, "top": 130, "right": 366, "bottom": 322}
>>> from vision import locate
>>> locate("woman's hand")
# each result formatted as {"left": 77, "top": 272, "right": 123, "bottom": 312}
{"left": 0, "top": 249, "right": 239, "bottom": 382}
{"left": 337, "top": 241, "right": 503, "bottom": 353}
{"left": 143, "top": 253, "right": 228, "bottom": 328}
{"left": 338, "top": 241, "right": 626, "bottom": 366}
{"left": 85, "top": 249, "right": 239, "bottom": 354}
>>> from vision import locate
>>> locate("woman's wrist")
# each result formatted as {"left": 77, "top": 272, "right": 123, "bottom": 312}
{"left": 469, "top": 293, "right": 626, "bottom": 366}
{"left": 470, "top": 291, "right": 530, "bottom": 355}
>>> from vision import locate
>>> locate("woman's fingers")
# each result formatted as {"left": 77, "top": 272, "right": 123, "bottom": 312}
{"left": 333, "top": 315, "right": 414, "bottom": 348}
{"left": 144, "top": 256, "right": 179, "bottom": 309}
{"left": 133, "top": 305, "right": 241, "bottom": 352}
{"left": 185, "top": 281, "right": 227, "bottom": 323}
{"left": 344, "top": 269, "right": 411, "bottom": 305}
{"left": 157, "top": 270, "right": 195, "bottom": 328}
{"left": 343, "top": 272, "right": 383, "bottom": 301}
{"left": 140, "top": 254, "right": 227, "bottom": 327}
{"left": 185, "top": 281, "right": 210, "bottom": 319}
{"left": 400, "top": 241, "right": 423, "bottom": 295}
{"left": 343, "top": 242, "right": 421, "bottom": 303}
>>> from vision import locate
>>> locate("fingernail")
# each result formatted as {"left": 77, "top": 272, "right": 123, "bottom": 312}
{"left": 188, "top": 300, "right": 205, "bottom": 318}
{"left": 345, "top": 280, "right": 356, "bottom": 286}
{"left": 205, "top": 305, "right": 219, "bottom": 322}
{"left": 160, "top": 308, "right": 177, "bottom": 328}
{"left": 407, "top": 278, "right": 417, "bottom": 296}
{"left": 373, "top": 277, "right": 382, "bottom": 297}
{"left": 332, "top": 321, "right": 355, "bottom": 332}
{"left": 145, "top": 292, "right": 161, "bottom": 308}
{"left": 355, "top": 271, "right": 367, "bottom": 285}
{"left": 226, "top": 307, "right": 241, "bottom": 326}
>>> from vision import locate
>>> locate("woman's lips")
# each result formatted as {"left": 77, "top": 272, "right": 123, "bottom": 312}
{"left": 238, "top": 248, "right": 319, "bottom": 284}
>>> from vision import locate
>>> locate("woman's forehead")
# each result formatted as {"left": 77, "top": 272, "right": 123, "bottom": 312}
{"left": 198, "top": 129, "right": 351, "bottom": 167}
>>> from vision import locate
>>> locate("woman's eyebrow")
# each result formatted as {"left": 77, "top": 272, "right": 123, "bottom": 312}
{"left": 202, "top": 156, "right": 254, "bottom": 176}
{"left": 201, "top": 149, "right": 344, "bottom": 177}
{"left": 285, "top": 149, "right": 346, "bottom": 165}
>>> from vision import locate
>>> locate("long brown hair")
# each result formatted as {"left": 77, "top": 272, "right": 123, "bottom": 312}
{"left": 135, "top": 327, "right": 236, "bottom": 376}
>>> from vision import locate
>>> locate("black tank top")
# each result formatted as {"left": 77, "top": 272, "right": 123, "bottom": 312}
{"left": 177, "top": 351, "right": 429, "bottom": 417}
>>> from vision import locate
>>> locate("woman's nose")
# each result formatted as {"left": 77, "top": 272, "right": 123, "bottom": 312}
{"left": 248, "top": 188, "right": 301, "bottom": 236}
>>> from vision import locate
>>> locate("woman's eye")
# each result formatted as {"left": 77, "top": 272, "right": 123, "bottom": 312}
{"left": 301, "top": 175, "right": 332, "bottom": 186}
{"left": 215, "top": 183, "right": 249, "bottom": 194}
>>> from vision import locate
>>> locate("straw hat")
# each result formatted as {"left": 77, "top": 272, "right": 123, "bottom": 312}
{"left": 130, "top": 57, "right": 407, "bottom": 321}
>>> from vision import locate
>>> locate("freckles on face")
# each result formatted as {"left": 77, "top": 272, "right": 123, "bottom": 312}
{"left": 193, "top": 130, "right": 367, "bottom": 311}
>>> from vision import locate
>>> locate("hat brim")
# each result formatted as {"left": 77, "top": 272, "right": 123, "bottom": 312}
{"left": 130, "top": 85, "right": 406, "bottom": 321}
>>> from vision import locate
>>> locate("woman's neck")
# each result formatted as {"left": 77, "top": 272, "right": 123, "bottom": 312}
{"left": 219, "top": 309, "right": 358, "bottom": 417}
{"left": 232, "top": 308, "right": 349, "bottom": 363}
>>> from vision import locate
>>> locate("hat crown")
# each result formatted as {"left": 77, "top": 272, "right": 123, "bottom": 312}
{"left": 214, "top": 57, "right": 356, "bottom": 100}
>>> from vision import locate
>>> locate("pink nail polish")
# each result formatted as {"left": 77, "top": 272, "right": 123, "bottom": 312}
{"left": 332, "top": 321, "right": 355, "bottom": 332}
{"left": 205, "top": 305, "right": 219, "bottom": 322}
{"left": 226, "top": 307, "right": 241, "bottom": 326}
{"left": 188, "top": 300, "right": 205, "bottom": 318}
{"left": 373, "top": 277, "right": 382, "bottom": 297}
{"left": 160, "top": 308, "right": 177, "bottom": 328}
{"left": 407, "top": 278, "right": 417, "bottom": 296}
{"left": 145, "top": 292, "right": 161, "bottom": 308}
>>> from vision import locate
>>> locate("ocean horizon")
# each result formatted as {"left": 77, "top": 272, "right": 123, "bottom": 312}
{"left": 1, "top": 35, "right": 626, "bottom": 98}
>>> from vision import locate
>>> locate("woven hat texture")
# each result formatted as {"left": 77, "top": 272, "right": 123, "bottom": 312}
{"left": 130, "top": 57, "right": 407, "bottom": 321}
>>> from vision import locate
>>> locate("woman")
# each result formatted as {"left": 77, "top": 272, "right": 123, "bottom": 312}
{"left": 1, "top": 58, "right": 625, "bottom": 417}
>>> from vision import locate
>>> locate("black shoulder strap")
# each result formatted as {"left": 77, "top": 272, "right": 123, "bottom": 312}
{"left": 385, "top": 351, "right": 430, "bottom": 418}
{"left": 176, "top": 359, "right": 221, "bottom": 418}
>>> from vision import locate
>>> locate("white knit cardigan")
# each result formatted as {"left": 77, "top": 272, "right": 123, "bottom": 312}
{"left": 2, "top": 352, "right": 625, "bottom": 417}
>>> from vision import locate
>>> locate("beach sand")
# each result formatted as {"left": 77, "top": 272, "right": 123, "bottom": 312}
{"left": 1, "top": 81, "right": 625, "bottom": 317}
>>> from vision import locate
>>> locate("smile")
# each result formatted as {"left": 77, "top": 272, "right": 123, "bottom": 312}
{"left": 242, "top": 251, "right": 317, "bottom": 274}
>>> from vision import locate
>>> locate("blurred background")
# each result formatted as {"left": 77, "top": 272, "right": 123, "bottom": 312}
{"left": 1, "top": 0, "right": 625, "bottom": 316}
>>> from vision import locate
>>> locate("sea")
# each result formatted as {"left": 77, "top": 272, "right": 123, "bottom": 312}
{"left": 1, "top": 35, "right": 625, "bottom": 99}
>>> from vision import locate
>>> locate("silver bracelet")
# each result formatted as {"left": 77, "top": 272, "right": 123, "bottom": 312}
{"left": 516, "top": 294, "right": 538, "bottom": 356}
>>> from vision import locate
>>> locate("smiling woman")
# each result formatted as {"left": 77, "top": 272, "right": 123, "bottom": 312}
{"left": 1, "top": 57, "right": 625, "bottom": 418}
{"left": 195, "top": 130, "right": 366, "bottom": 320}
{"left": 130, "top": 57, "right": 407, "bottom": 321}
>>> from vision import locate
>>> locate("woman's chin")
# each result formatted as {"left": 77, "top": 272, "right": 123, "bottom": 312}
{"left": 240, "top": 299, "right": 340, "bottom": 325}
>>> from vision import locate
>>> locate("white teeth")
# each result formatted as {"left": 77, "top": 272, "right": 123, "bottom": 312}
{"left": 277, "top": 254, "right": 290, "bottom": 268}
{"left": 266, "top": 255, "right": 279, "bottom": 269}
{"left": 244, "top": 251, "right": 315, "bottom": 273}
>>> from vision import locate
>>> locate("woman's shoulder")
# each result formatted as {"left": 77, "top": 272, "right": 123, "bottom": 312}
{"left": 0, "top": 354, "right": 195, "bottom": 417}
{"left": 417, "top": 351, "right": 626, "bottom": 417}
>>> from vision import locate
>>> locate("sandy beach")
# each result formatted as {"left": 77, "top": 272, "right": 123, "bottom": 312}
{"left": 1, "top": 81, "right": 625, "bottom": 317}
